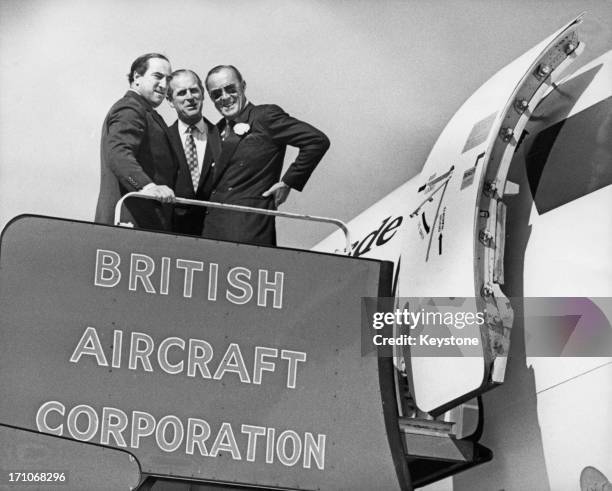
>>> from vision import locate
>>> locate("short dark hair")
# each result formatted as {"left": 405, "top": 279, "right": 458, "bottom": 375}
{"left": 205, "top": 65, "right": 244, "bottom": 88}
{"left": 167, "top": 69, "right": 204, "bottom": 99}
{"left": 127, "top": 53, "right": 169, "bottom": 84}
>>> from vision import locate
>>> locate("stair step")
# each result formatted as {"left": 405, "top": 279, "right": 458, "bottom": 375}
{"left": 400, "top": 418, "right": 474, "bottom": 462}
{"left": 399, "top": 417, "right": 454, "bottom": 436}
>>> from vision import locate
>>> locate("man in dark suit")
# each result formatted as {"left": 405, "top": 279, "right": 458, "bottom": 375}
{"left": 166, "top": 69, "right": 221, "bottom": 235}
{"left": 95, "top": 53, "right": 177, "bottom": 231}
{"left": 202, "top": 65, "right": 330, "bottom": 246}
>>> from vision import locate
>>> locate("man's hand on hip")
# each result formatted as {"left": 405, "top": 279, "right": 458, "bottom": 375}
{"left": 263, "top": 181, "right": 291, "bottom": 207}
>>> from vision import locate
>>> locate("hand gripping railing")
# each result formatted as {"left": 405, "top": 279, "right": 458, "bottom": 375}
{"left": 114, "top": 192, "right": 352, "bottom": 254}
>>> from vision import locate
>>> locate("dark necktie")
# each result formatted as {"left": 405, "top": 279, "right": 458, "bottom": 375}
{"left": 185, "top": 125, "right": 199, "bottom": 191}
{"left": 222, "top": 120, "right": 234, "bottom": 141}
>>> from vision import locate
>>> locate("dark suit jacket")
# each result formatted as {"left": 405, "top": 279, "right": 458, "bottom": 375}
{"left": 95, "top": 90, "right": 178, "bottom": 230}
{"left": 168, "top": 118, "right": 221, "bottom": 235}
{"left": 201, "top": 103, "right": 330, "bottom": 246}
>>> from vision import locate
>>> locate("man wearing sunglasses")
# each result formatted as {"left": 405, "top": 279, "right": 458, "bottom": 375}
{"left": 202, "top": 65, "right": 330, "bottom": 246}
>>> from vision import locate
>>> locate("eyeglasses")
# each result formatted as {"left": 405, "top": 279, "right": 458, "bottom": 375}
{"left": 209, "top": 84, "right": 239, "bottom": 100}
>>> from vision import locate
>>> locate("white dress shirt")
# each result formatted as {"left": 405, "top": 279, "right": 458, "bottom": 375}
{"left": 178, "top": 118, "right": 207, "bottom": 174}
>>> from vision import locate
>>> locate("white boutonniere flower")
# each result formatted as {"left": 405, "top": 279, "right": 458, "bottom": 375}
{"left": 233, "top": 123, "right": 250, "bottom": 136}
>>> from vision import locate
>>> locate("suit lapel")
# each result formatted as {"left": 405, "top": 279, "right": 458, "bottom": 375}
{"left": 127, "top": 90, "right": 170, "bottom": 136}
{"left": 169, "top": 117, "right": 223, "bottom": 197}
{"left": 210, "top": 103, "right": 254, "bottom": 190}
{"left": 168, "top": 122, "right": 188, "bottom": 170}
{"left": 211, "top": 121, "right": 239, "bottom": 186}
{"left": 149, "top": 108, "right": 168, "bottom": 133}
{"left": 199, "top": 118, "right": 222, "bottom": 191}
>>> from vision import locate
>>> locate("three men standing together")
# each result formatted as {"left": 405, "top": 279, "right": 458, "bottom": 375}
{"left": 95, "top": 53, "right": 330, "bottom": 246}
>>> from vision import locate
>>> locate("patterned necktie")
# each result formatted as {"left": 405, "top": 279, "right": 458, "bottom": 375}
{"left": 185, "top": 125, "right": 199, "bottom": 191}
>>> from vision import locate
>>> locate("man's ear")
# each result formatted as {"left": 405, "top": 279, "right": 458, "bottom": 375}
{"left": 133, "top": 71, "right": 141, "bottom": 85}
{"left": 242, "top": 80, "right": 247, "bottom": 91}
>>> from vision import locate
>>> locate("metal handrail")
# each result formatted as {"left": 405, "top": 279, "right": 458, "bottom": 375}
{"left": 114, "top": 192, "right": 352, "bottom": 253}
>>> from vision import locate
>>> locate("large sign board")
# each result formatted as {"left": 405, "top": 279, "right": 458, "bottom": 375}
{"left": 0, "top": 216, "right": 400, "bottom": 490}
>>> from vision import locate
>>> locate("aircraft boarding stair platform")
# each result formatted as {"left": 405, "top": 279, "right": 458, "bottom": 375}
{"left": 0, "top": 197, "right": 494, "bottom": 490}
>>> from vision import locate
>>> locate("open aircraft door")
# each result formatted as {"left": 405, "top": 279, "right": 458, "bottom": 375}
{"left": 397, "top": 15, "right": 585, "bottom": 415}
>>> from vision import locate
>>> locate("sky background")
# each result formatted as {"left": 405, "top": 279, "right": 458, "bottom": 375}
{"left": 1, "top": 0, "right": 611, "bottom": 248}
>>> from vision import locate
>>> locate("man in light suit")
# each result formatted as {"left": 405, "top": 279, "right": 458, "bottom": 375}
{"left": 166, "top": 69, "right": 221, "bottom": 235}
{"left": 202, "top": 65, "right": 330, "bottom": 246}
{"left": 95, "top": 53, "right": 177, "bottom": 230}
